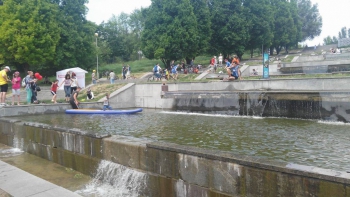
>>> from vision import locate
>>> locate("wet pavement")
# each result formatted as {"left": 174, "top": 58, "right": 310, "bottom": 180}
{"left": 0, "top": 144, "right": 90, "bottom": 197}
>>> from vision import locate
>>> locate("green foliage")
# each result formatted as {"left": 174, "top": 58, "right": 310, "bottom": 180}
{"left": 270, "top": 0, "right": 297, "bottom": 55}
{"left": 97, "top": 9, "right": 147, "bottom": 64}
{"left": 339, "top": 27, "right": 348, "bottom": 39}
{"left": 323, "top": 36, "right": 338, "bottom": 45}
{"left": 188, "top": 0, "right": 211, "bottom": 60}
{"left": 244, "top": 0, "right": 274, "bottom": 58}
{"left": 209, "top": 0, "right": 249, "bottom": 59}
{"left": 296, "top": 0, "right": 322, "bottom": 41}
{"left": 141, "top": 0, "right": 199, "bottom": 67}
{"left": 51, "top": 0, "right": 96, "bottom": 73}
{"left": 0, "top": 0, "right": 60, "bottom": 70}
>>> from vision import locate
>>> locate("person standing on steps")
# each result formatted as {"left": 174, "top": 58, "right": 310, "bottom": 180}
{"left": 51, "top": 80, "right": 59, "bottom": 104}
{"left": 92, "top": 70, "right": 96, "bottom": 84}
{"left": 24, "top": 71, "right": 34, "bottom": 105}
{"left": 70, "top": 72, "right": 79, "bottom": 94}
{"left": 59, "top": 74, "right": 72, "bottom": 102}
{"left": 109, "top": 70, "right": 115, "bottom": 84}
{"left": 0, "top": 66, "right": 11, "bottom": 105}
{"left": 218, "top": 54, "right": 223, "bottom": 66}
{"left": 11, "top": 71, "right": 21, "bottom": 105}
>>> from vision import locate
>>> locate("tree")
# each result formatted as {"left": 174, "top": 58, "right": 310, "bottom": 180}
{"left": 51, "top": 0, "right": 96, "bottom": 72}
{"left": 244, "top": 0, "right": 274, "bottom": 58}
{"left": 141, "top": 0, "right": 199, "bottom": 67}
{"left": 270, "top": 0, "right": 296, "bottom": 55}
{"left": 339, "top": 27, "right": 347, "bottom": 39}
{"left": 188, "top": 0, "right": 211, "bottom": 62}
{"left": 286, "top": 0, "right": 302, "bottom": 53}
{"left": 323, "top": 35, "right": 338, "bottom": 45}
{"left": 0, "top": 0, "right": 60, "bottom": 71}
{"left": 296, "top": 0, "right": 322, "bottom": 41}
{"left": 209, "top": 0, "right": 249, "bottom": 59}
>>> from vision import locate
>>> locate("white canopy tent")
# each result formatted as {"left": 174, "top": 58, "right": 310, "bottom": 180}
{"left": 56, "top": 67, "right": 88, "bottom": 90}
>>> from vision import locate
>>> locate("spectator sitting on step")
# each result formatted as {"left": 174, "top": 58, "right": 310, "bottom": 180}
{"left": 86, "top": 87, "right": 94, "bottom": 100}
{"left": 251, "top": 69, "right": 258, "bottom": 76}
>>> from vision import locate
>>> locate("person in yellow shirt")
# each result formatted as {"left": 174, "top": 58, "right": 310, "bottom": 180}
{"left": 0, "top": 66, "right": 11, "bottom": 105}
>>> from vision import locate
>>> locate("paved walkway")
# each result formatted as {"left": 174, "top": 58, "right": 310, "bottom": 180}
{"left": 0, "top": 160, "right": 81, "bottom": 197}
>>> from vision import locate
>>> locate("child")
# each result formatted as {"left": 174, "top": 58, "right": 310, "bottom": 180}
{"left": 11, "top": 71, "right": 21, "bottom": 105}
{"left": 103, "top": 93, "right": 112, "bottom": 111}
{"left": 51, "top": 80, "right": 59, "bottom": 103}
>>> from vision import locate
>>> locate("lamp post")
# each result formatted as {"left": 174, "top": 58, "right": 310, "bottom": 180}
{"left": 94, "top": 33, "right": 99, "bottom": 79}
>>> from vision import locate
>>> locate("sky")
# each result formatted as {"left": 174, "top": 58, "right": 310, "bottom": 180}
{"left": 86, "top": 0, "right": 350, "bottom": 46}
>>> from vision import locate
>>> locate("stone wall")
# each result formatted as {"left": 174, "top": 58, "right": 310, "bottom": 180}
{"left": 134, "top": 78, "right": 350, "bottom": 109}
{"left": 0, "top": 102, "right": 102, "bottom": 117}
{"left": 0, "top": 118, "right": 107, "bottom": 176}
{"left": 1, "top": 118, "right": 350, "bottom": 196}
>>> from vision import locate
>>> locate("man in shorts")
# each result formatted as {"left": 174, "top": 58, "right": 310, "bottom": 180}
{"left": 0, "top": 66, "right": 11, "bottom": 105}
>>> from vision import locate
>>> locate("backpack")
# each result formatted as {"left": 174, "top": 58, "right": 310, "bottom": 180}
{"left": 153, "top": 65, "right": 158, "bottom": 73}
{"left": 21, "top": 78, "right": 26, "bottom": 87}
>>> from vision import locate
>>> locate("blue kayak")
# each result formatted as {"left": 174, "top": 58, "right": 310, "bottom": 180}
{"left": 65, "top": 108, "right": 142, "bottom": 114}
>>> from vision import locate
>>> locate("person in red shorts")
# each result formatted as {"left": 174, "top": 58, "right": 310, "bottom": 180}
{"left": 51, "top": 79, "right": 59, "bottom": 103}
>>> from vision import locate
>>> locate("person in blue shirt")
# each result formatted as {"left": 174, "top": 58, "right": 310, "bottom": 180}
{"left": 171, "top": 64, "right": 178, "bottom": 80}
{"left": 224, "top": 59, "right": 240, "bottom": 80}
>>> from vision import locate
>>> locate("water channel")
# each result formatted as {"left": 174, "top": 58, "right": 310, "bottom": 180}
{"left": 15, "top": 109, "right": 350, "bottom": 172}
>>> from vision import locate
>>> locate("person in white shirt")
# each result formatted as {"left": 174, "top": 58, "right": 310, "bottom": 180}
{"left": 70, "top": 73, "right": 79, "bottom": 94}
{"left": 109, "top": 71, "right": 115, "bottom": 84}
{"left": 218, "top": 54, "right": 223, "bottom": 66}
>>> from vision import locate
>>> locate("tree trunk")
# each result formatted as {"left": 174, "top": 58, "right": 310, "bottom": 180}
{"left": 269, "top": 46, "right": 274, "bottom": 56}
{"left": 250, "top": 49, "right": 253, "bottom": 58}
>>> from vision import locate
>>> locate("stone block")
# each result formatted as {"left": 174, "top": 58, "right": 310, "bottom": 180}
{"left": 319, "top": 181, "right": 345, "bottom": 197}
{"left": 103, "top": 136, "right": 142, "bottom": 169}
{"left": 209, "top": 160, "right": 242, "bottom": 196}
{"left": 178, "top": 154, "right": 209, "bottom": 188}
{"left": 140, "top": 146, "right": 179, "bottom": 179}
{"left": 276, "top": 172, "right": 305, "bottom": 197}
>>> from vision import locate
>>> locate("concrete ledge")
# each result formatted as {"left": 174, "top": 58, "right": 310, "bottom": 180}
{"left": 0, "top": 102, "right": 102, "bottom": 117}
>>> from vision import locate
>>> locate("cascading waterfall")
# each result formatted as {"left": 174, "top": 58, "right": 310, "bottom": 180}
{"left": 76, "top": 160, "right": 147, "bottom": 197}
{"left": 0, "top": 136, "right": 24, "bottom": 157}
{"left": 169, "top": 91, "right": 350, "bottom": 122}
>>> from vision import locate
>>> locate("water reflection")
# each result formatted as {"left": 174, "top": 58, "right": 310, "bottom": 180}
{"left": 16, "top": 109, "right": 350, "bottom": 172}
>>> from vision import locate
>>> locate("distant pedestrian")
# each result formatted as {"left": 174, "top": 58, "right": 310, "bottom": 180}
{"left": 126, "top": 65, "right": 131, "bottom": 78}
{"left": 11, "top": 71, "right": 21, "bottom": 105}
{"left": 122, "top": 65, "right": 127, "bottom": 80}
{"left": 218, "top": 54, "right": 223, "bottom": 66}
{"left": 92, "top": 70, "right": 96, "bottom": 84}
{"left": 109, "top": 71, "right": 115, "bottom": 84}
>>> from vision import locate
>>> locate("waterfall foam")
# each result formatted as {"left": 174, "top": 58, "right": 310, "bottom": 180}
{"left": 76, "top": 160, "right": 147, "bottom": 197}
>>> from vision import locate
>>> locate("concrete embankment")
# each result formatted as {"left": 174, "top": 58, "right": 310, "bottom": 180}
{"left": 1, "top": 118, "right": 350, "bottom": 196}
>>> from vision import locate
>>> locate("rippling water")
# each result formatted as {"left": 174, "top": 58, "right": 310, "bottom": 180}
{"left": 16, "top": 109, "right": 350, "bottom": 172}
